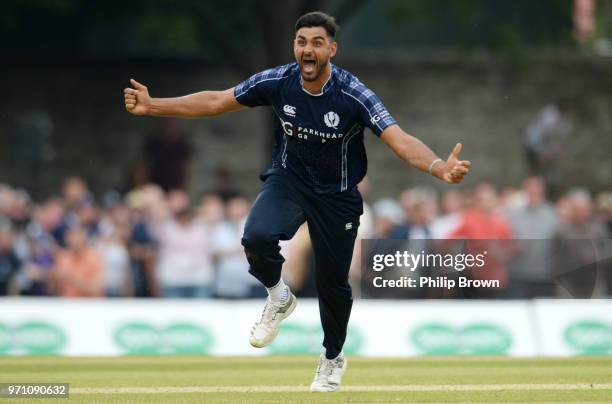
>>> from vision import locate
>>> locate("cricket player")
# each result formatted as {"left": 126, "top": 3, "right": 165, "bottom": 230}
{"left": 124, "top": 11, "right": 470, "bottom": 392}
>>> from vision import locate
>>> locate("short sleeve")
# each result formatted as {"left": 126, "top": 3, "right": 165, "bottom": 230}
{"left": 343, "top": 79, "right": 396, "bottom": 137}
{"left": 233, "top": 64, "right": 291, "bottom": 107}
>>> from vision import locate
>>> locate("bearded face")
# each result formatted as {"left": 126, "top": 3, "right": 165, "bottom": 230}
{"left": 294, "top": 26, "right": 337, "bottom": 83}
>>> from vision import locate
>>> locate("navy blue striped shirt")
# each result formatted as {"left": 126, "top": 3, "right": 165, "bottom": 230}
{"left": 234, "top": 63, "right": 396, "bottom": 194}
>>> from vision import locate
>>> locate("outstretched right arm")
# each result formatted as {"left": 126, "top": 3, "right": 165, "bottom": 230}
{"left": 124, "top": 79, "right": 244, "bottom": 118}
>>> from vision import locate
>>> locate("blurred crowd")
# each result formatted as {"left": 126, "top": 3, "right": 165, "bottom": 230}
{"left": 357, "top": 177, "right": 612, "bottom": 299}
{"left": 1, "top": 175, "right": 611, "bottom": 300}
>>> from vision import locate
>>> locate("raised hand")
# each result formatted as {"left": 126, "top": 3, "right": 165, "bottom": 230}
{"left": 124, "top": 79, "right": 152, "bottom": 116}
{"left": 441, "top": 143, "right": 471, "bottom": 184}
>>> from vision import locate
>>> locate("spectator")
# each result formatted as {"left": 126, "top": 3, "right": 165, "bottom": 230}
{"left": 500, "top": 186, "right": 527, "bottom": 211}
{"left": 51, "top": 226, "right": 104, "bottom": 297}
{"left": 392, "top": 189, "right": 436, "bottom": 240}
{"left": 128, "top": 207, "right": 158, "bottom": 298}
{"left": 280, "top": 224, "right": 314, "bottom": 297}
{"left": 505, "top": 177, "right": 559, "bottom": 298}
{"left": 348, "top": 177, "right": 374, "bottom": 293}
{"left": 155, "top": 204, "right": 214, "bottom": 298}
{"left": 0, "top": 225, "right": 21, "bottom": 295}
{"left": 554, "top": 189, "right": 610, "bottom": 297}
{"left": 97, "top": 205, "right": 133, "bottom": 297}
{"left": 596, "top": 192, "right": 612, "bottom": 235}
{"left": 448, "top": 182, "right": 513, "bottom": 297}
{"left": 212, "top": 196, "right": 262, "bottom": 298}
{"left": 71, "top": 199, "right": 101, "bottom": 240}
{"left": 125, "top": 183, "right": 167, "bottom": 297}
{"left": 595, "top": 192, "right": 612, "bottom": 294}
{"left": 356, "top": 177, "right": 374, "bottom": 241}
{"left": 524, "top": 98, "right": 574, "bottom": 197}
{"left": 197, "top": 193, "right": 226, "bottom": 226}
{"left": 144, "top": 118, "right": 192, "bottom": 192}
{"left": 555, "top": 194, "right": 573, "bottom": 225}
{"left": 398, "top": 187, "right": 438, "bottom": 227}
{"left": 362, "top": 197, "right": 414, "bottom": 298}
{"left": 2, "top": 187, "right": 32, "bottom": 229}
{"left": 19, "top": 200, "right": 61, "bottom": 295}
{"left": 372, "top": 198, "right": 403, "bottom": 238}
{"left": 166, "top": 189, "right": 191, "bottom": 216}
{"left": 430, "top": 190, "right": 465, "bottom": 239}
{"left": 62, "top": 177, "right": 91, "bottom": 210}
{"left": 40, "top": 198, "right": 70, "bottom": 246}
{"left": 392, "top": 190, "right": 438, "bottom": 298}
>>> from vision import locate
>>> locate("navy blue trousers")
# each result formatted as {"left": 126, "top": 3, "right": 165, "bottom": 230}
{"left": 242, "top": 172, "right": 362, "bottom": 359}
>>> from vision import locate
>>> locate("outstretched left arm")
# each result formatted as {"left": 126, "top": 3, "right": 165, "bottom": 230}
{"left": 380, "top": 124, "right": 471, "bottom": 184}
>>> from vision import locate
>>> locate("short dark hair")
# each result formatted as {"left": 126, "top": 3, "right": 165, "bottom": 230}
{"left": 295, "top": 11, "right": 339, "bottom": 38}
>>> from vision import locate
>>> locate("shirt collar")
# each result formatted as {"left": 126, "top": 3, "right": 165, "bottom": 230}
{"left": 300, "top": 64, "right": 335, "bottom": 96}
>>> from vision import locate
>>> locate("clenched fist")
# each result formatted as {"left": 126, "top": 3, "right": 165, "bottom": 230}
{"left": 124, "top": 79, "right": 151, "bottom": 116}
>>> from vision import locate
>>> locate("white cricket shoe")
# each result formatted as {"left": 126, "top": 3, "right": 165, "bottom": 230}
{"left": 310, "top": 351, "right": 347, "bottom": 392}
{"left": 249, "top": 293, "right": 296, "bottom": 348}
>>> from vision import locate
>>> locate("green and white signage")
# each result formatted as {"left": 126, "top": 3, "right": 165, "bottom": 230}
{"left": 564, "top": 320, "right": 612, "bottom": 355}
{"left": 268, "top": 323, "right": 363, "bottom": 355}
{"left": 0, "top": 321, "right": 66, "bottom": 355}
{"left": 114, "top": 322, "right": 214, "bottom": 355}
{"left": 411, "top": 322, "right": 512, "bottom": 355}
{"left": 1, "top": 298, "right": 610, "bottom": 357}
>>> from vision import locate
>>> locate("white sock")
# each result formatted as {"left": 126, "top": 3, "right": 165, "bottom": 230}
{"left": 267, "top": 278, "right": 289, "bottom": 304}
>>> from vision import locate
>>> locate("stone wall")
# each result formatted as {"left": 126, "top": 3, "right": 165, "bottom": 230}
{"left": 1, "top": 56, "right": 610, "bottom": 202}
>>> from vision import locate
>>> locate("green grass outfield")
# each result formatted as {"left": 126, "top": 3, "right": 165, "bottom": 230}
{"left": 1, "top": 356, "right": 611, "bottom": 403}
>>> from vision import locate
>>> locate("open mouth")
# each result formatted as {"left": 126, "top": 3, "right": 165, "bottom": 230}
{"left": 302, "top": 58, "right": 317, "bottom": 75}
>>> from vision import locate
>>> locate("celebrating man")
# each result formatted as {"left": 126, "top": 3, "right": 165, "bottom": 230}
{"left": 124, "top": 11, "right": 470, "bottom": 392}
